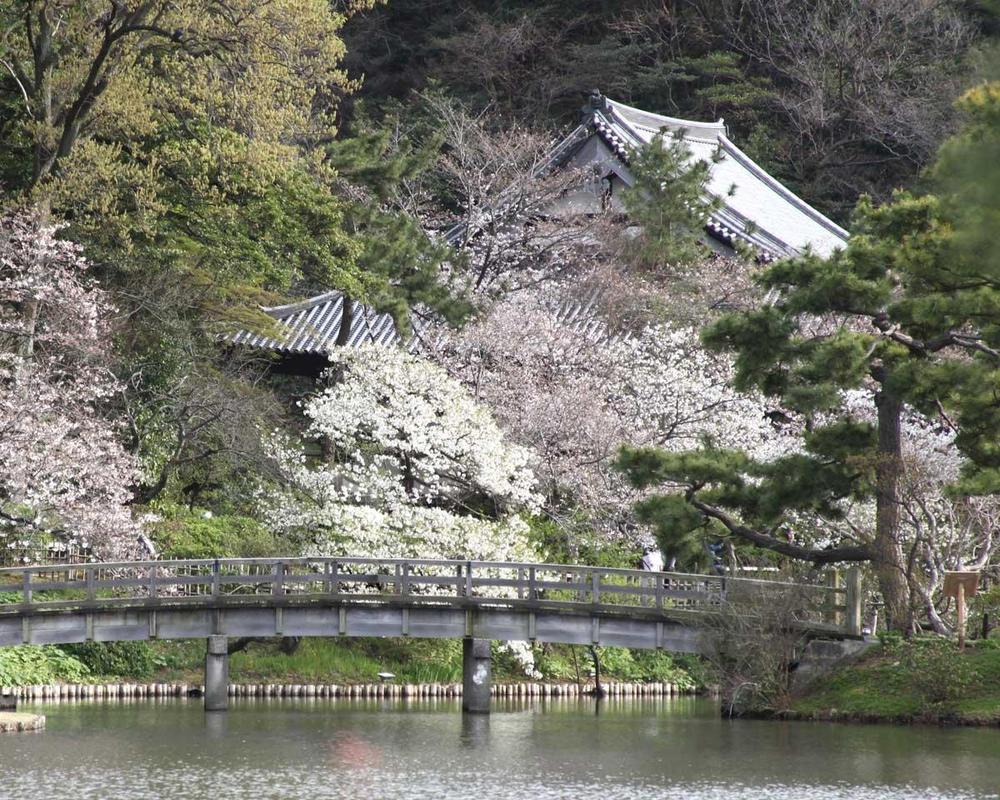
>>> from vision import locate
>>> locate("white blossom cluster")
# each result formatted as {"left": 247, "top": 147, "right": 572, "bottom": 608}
{"left": 263, "top": 345, "right": 541, "bottom": 561}
{"left": 501, "top": 639, "right": 542, "bottom": 679}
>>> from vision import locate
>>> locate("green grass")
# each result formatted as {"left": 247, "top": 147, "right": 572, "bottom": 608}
{"left": 141, "top": 638, "right": 705, "bottom": 688}
{"left": 791, "top": 640, "right": 1000, "bottom": 723}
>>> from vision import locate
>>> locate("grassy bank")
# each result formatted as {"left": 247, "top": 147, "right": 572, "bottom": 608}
{"left": 789, "top": 638, "right": 1000, "bottom": 725}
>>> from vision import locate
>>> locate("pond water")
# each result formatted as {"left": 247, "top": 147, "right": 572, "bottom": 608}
{"left": 1, "top": 696, "right": 998, "bottom": 799}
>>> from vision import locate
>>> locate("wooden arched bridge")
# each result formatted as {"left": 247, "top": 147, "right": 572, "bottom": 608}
{"left": 0, "top": 557, "right": 862, "bottom": 711}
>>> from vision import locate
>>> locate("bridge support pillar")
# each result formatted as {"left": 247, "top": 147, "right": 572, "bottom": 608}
{"left": 205, "top": 635, "right": 229, "bottom": 712}
{"left": 462, "top": 638, "right": 491, "bottom": 714}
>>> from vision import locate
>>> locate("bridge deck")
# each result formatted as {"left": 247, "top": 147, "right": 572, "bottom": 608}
{"left": 0, "top": 557, "right": 859, "bottom": 651}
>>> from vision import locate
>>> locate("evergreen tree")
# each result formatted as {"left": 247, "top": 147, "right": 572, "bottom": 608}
{"left": 622, "top": 131, "right": 722, "bottom": 270}
{"left": 617, "top": 81, "right": 1000, "bottom": 632}
{"left": 327, "top": 125, "right": 471, "bottom": 342}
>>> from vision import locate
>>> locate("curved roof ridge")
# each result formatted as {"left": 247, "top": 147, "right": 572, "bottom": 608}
{"left": 605, "top": 97, "right": 726, "bottom": 142}
{"left": 716, "top": 134, "right": 849, "bottom": 242}
{"left": 262, "top": 290, "right": 344, "bottom": 317}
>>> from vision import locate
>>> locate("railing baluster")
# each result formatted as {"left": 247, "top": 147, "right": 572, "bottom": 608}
{"left": 465, "top": 560, "right": 473, "bottom": 598}
{"left": 592, "top": 570, "right": 600, "bottom": 605}
{"left": 400, "top": 562, "right": 409, "bottom": 598}
{"left": 85, "top": 566, "right": 95, "bottom": 603}
{"left": 272, "top": 561, "right": 284, "bottom": 597}
{"left": 148, "top": 564, "right": 158, "bottom": 602}
{"left": 211, "top": 559, "right": 220, "bottom": 599}
{"left": 528, "top": 566, "right": 536, "bottom": 601}
{"left": 22, "top": 570, "right": 31, "bottom": 607}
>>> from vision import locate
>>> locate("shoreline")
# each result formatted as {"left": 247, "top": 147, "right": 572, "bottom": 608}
{"left": 756, "top": 708, "right": 1000, "bottom": 728}
{"left": 5, "top": 680, "right": 699, "bottom": 702}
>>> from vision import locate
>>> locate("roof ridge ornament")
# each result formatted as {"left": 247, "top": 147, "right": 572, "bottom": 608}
{"left": 584, "top": 89, "right": 611, "bottom": 118}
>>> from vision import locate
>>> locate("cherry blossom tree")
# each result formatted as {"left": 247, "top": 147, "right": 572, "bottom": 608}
{"left": 0, "top": 212, "right": 140, "bottom": 561}
{"left": 424, "top": 267, "right": 793, "bottom": 555}
{"left": 263, "top": 345, "right": 540, "bottom": 561}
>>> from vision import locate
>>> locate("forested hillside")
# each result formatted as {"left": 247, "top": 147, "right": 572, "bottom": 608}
{"left": 2, "top": 0, "right": 1000, "bottom": 649}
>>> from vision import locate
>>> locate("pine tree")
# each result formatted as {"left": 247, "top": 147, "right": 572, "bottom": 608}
{"left": 622, "top": 131, "right": 722, "bottom": 270}
{"left": 617, "top": 80, "right": 1000, "bottom": 632}
{"left": 326, "top": 125, "right": 471, "bottom": 344}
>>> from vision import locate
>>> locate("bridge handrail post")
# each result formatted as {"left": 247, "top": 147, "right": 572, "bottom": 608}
{"left": 211, "top": 559, "right": 220, "bottom": 599}
{"left": 149, "top": 564, "right": 159, "bottom": 603}
{"left": 21, "top": 570, "right": 31, "bottom": 608}
{"left": 85, "top": 566, "right": 95, "bottom": 603}
{"left": 400, "top": 562, "right": 409, "bottom": 598}
{"left": 528, "top": 566, "right": 536, "bottom": 602}
{"left": 825, "top": 568, "right": 841, "bottom": 627}
{"left": 465, "top": 560, "right": 474, "bottom": 598}
{"left": 591, "top": 570, "right": 600, "bottom": 605}
{"left": 845, "top": 566, "right": 863, "bottom": 636}
{"left": 329, "top": 559, "right": 338, "bottom": 595}
{"left": 273, "top": 561, "right": 285, "bottom": 598}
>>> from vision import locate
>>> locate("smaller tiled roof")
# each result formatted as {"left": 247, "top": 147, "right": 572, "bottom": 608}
{"left": 230, "top": 291, "right": 401, "bottom": 356}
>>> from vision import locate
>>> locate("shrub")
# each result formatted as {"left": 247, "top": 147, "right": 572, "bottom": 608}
{"left": 150, "top": 507, "right": 282, "bottom": 559}
{"left": 60, "top": 642, "right": 156, "bottom": 679}
{"left": 896, "top": 637, "right": 975, "bottom": 706}
{"left": 0, "top": 645, "right": 90, "bottom": 686}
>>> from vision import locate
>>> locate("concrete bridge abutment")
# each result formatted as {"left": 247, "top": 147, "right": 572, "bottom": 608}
{"left": 462, "top": 638, "right": 491, "bottom": 714}
{"left": 205, "top": 635, "right": 229, "bottom": 711}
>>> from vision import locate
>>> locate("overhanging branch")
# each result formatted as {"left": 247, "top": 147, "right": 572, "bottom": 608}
{"left": 688, "top": 496, "right": 872, "bottom": 565}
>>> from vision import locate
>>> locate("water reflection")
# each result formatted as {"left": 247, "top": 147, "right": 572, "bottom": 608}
{"left": 204, "top": 709, "right": 228, "bottom": 738}
{"left": 0, "top": 697, "right": 996, "bottom": 800}
{"left": 459, "top": 711, "right": 490, "bottom": 748}
{"left": 328, "top": 731, "right": 383, "bottom": 769}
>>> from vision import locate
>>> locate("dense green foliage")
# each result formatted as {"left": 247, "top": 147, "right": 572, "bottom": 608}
{"left": 0, "top": 646, "right": 89, "bottom": 687}
{"left": 623, "top": 131, "right": 723, "bottom": 269}
{"left": 139, "top": 638, "right": 703, "bottom": 688}
{"left": 149, "top": 507, "right": 285, "bottom": 559}
{"left": 60, "top": 643, "right": 157, "bottom": 681}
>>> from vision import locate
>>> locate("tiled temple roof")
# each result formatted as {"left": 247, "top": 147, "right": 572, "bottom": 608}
{"left": 567, "top": 93, "right": 849, "bottom": 260}
{"left": 234, "top": 92, "right": 848, "bottom": 358}
{"left": 230, "top": 291, "right": 401, "bottom": 355}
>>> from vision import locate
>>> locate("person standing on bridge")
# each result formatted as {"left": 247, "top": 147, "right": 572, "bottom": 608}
{"left": 640, "top": 547, "right": 664, "bottom": 572}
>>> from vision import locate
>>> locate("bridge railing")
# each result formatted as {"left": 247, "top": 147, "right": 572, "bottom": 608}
{"left": 0, "top": 557, "right": 857, "bottom": 635}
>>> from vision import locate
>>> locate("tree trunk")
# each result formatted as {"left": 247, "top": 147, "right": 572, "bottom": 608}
{"left": 873, "top": 388, "right": 913, "bottom": 632}
{"left": 335, "top": 294, "right": 355, "bottom": 348}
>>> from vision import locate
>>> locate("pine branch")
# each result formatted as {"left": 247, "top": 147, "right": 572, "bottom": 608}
{"left": 686, "top": 495, "right": 871, "bottom": 565}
